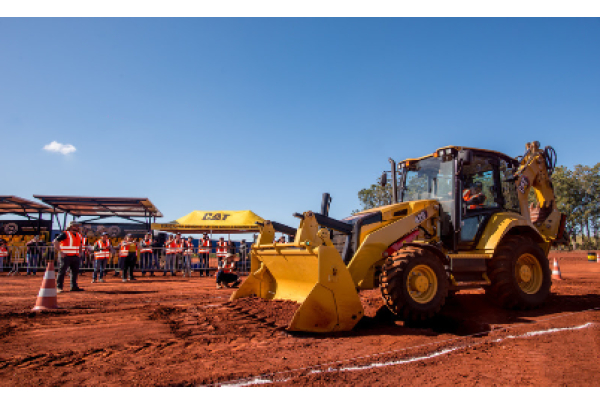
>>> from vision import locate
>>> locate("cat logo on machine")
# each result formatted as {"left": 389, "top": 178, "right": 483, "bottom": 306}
{"left": 202, "top": 212, "right": 231, "bottom": 221}
{"left": 414, "top": 210, "right": 428, "bottom": 224}
{"left": 517, "top": 175, "right": 530, "bottom": 194}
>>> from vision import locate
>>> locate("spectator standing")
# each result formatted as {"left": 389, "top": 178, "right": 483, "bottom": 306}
{"left": 117, "top": 239, "right": 128, "bottom": 277}
{"left": 216, "top": 253, "right": 241, "bottom": 289}
{"left": 164, "top": 235, "right": 176, "bottom": 276}
{"left": 238, "top": 239, "right": 249, "bottom": 273}
{"left": 174, "top": 233, "right": 184, "bottom": 272}
{"left": 92, "top": 232, "right": 112, "bottom": 283}
{"left": 140, "top": 232, "right": 154, "bottom": 276}
{"left": 198, "top": 232, "right": 211, "bottom": 276}
{"left": 0, "top": 239, "right": 8, "bottom": 273}
{"left": 151, "top": 236, "right": 162, "bottom": 276}
{"left": 216, "top": 237, "right": 228, "bottom": 267}
{"left": 53, "top": 221, "right": 84, "bottom": 293}
{"left": 122, "top": 234, "right": 138, "bottom": 282}
{"left": 80, "top": 235, "right": 89, "bottom": 275}
{"left": 26, "top": 235, "right": 43, "bottom": 276}
{"left": 182, "top": 236, "right": 194, "bottom": 277}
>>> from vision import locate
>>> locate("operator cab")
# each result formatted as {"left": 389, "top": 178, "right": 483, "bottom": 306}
{"left": 397, "top": 147, "right": 520, "bottom": 251}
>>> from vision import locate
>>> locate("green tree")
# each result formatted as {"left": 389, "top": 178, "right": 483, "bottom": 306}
{"left": 356, "top": 178, "right": 393, "bottom": 212}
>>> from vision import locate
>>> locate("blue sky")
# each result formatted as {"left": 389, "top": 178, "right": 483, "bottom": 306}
{"left": 1, "top": 18, "right": 599, "bottom": 229}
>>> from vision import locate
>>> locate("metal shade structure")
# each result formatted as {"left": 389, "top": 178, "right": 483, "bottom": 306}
{"left": 0, "top": 195, "right": 58, "bottom": 236}
{"left": 33, "top": 195, "right": 163, "bottom": 230}
{"left": 0, "top": 196, "right": 58, "bottom": 217}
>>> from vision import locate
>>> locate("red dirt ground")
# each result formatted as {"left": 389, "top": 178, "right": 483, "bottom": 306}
{"left": 1, "top": 251, "right": 599, "bottom": 387}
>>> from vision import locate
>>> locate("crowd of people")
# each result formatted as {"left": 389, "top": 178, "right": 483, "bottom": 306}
{"left": 1, "top": 222, "right": 297, "bottom": 293}
{"left": 1, "top": 222, "right": 251, "bottom": 293}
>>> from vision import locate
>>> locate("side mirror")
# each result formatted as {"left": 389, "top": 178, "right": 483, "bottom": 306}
{"left": 380, "top": 172, "right": 387, "bottom": 187}
{"left": 458, "top": 149, "right": 473, "bottom": 166}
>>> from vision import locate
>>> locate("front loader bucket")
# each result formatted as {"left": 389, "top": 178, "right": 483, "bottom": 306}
{"left": 231, "top": 245, "right": 364, "bottom": 333}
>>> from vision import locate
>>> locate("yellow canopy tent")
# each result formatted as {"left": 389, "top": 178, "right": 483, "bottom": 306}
{"left": 151, "top": 210, "right": 264, "bottom": 234}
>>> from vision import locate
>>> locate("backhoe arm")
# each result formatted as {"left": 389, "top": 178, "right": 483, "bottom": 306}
{"left": 514, "top": 141, "right": 564, "bottom": 243}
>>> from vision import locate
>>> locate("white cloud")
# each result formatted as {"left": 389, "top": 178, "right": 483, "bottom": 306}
{"left": 43, "top": 141, "right": 76, "bottom": 155}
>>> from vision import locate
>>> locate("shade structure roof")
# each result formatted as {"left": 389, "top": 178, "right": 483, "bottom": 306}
{"left": 152, "top": 210, "right": 263, "bottom": 234}
{"left": 33, "top": 195, "right": 163, "bottom": 218}
{"left": 0, "top": 195, "right": 58, "bottom": 215}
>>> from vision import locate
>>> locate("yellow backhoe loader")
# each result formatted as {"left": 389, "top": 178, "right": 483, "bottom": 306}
{"left": 231, "top": 141, "right": 568, "bottom": 333}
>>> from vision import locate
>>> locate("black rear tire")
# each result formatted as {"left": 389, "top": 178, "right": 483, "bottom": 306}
{"left": 485, "top": 235, "right": 551, "bottom": 309}
{"left": 380, "top": 246, "right": 449, "bottom": 321}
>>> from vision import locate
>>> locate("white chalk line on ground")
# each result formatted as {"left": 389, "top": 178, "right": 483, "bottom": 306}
{"left": 214, "top": 316, "right": 599, "bottom": 387}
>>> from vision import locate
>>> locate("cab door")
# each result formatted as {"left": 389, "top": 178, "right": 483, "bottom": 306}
{"left": 457, "top": 153, "right": 504, "bottom": 250}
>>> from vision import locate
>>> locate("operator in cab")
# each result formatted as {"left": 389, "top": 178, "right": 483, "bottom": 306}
{"left": 463, "top": 181, "right": 486, "bottom": 209}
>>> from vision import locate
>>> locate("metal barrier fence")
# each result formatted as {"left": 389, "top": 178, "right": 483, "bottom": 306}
{"left": 0, "top": 245, "right": 251, "bottom": 276}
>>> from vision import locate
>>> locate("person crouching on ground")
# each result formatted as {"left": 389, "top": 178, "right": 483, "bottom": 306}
{"left": 216, "top": 253, "right": 241, "bottom": 289}
{"left": 122, "top": 234, "right": 138, "bottom": 282}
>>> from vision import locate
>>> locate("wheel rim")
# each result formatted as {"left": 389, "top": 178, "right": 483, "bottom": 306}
{"left": 406, "top": 265, "right": 438, "bottom": 304}
{"left": 515, "top": 253, "right": 543, "bottom": 294}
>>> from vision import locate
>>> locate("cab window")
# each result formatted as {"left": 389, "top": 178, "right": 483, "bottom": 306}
{"left": 461, "top": 156, "right": 499, "bottom": 210}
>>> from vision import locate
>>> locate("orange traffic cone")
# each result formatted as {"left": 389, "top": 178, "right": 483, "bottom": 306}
{"left": 551, "top": 258, "right": 563, "bottom": 280}
{"left": 32, "top": 261, "right": 59, "bottom": 311}
{"left": 597, "top": 253, "right": 600, "bottom": 264}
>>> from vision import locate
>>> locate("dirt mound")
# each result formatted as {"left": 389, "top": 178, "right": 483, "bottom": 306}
{"left": 227, "top": 297, "right": 301, "bottom": 329}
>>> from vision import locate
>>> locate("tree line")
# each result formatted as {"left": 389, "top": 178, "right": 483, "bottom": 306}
{"left": 356, "top": 163, "right": 600, "bottom": 249}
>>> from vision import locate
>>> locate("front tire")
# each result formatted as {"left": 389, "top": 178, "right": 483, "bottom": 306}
{"left": 485, "top": 235, "right": 551, "bottom": 309}
{"left": 380, "top": 246, "right": 449, "bottom": 321}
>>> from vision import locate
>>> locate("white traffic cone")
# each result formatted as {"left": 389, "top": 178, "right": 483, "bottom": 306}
{"left": 552, "top": 258, "right": 563, "bottom": 280}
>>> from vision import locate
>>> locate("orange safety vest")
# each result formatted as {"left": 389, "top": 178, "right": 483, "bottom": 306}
{"left": 122, "top": 241, "right": 139, "bottom": 256}
{"left": 222, "top": 261, "right": 235, "bottom": 274}
{"left": 0, "top": 246, "right": 8, "bottom": 258}
{"left": 119, "top": 241, "right": 129, "bottom": 258}
{"left": 174, "top": 241, "right": 184, "bottom": 254}
{"left": 59, "top": 231, "right": 83, "bottom": 256}
{"left": 166, "top": 240, "right": 176, "bottom": 255}
{"left": 183, "top": 240, "right": 194, "bottom": 255}
{"left": 463, "top": 190, "right": 485, "bottom": 210}
{"left": 198, "top": 238, "right": 211, "bottom": 254}
{"left": 216, "top": 241, "right": 227, "bottom": 257}
{"left": 94, "top": 239, "right": 111, "bottom": 260}
{"left": 140, "top": 238, "right": 153, "bottom": 253}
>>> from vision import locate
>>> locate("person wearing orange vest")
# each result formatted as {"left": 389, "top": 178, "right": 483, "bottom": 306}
{"left": 79, "top": 235, "right": 90, "bottom": 276}
{"left": 174, "top": 233, "right": 184, "bottom": 273}
{"left": 216, "top": 237, "right": 228, "bottom": 268}
{"left": 463, "top": 182, "right": 486, "bottom": 210}
{"left": 164, "top": 235, "right": 177, "bottom": 276}
{"left": 121, "top": 234, "right": 139, "bottom": 282}
{"left": 140, "top": 232, "right": 154, "bottom": 277}
{"left": 0, "top": 239, "right": 8, "bottom": 274}
{"left": 116, "top": 238, "right": 129, "bottom": 277}
{"left": 216, "top": 253, "right": 241, "bottom": 289}
{"left": 53, "top": 221, "right": 84, "bottom": 293}
{"left": 182, "top": 236, "right": 195, "bottom": 277}
{"left": 198, "top": 233, "right": 212, "bottom": 276}
{"left": 92, "top": 232, "right": 112, "bottom": 283}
